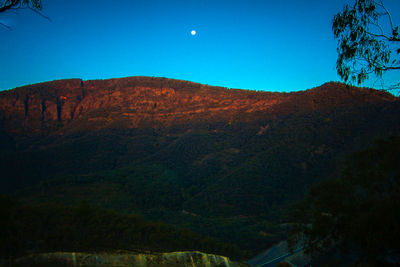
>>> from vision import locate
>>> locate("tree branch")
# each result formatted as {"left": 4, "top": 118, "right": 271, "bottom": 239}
{"left": 377, "top": 0, "right": 395, "bottom": 32}
{"left": 0, "top": 20, "right": 12, "bottom": 30}
{"left": 365, "top": 30, "right": 394, "bottom": 41}
{"left": 0, "top": 1, "right": 15, "bottom": 13}
{"left": 0, "top": 0, "right": 49, "bottom": 29}
{"left": 29, "top": 6, "right": 50, "bottom": 21}
{"left": 368, "top": 17, "right": 400, "bottom": 41}
{"left": 382, "top": 66, "right": 400, "bottom": 71}
{"left": 369, "top": 21, "right": 385, "bottom": 35}
{"left": 335, "top": 0, "right": 400, "bottom": 92}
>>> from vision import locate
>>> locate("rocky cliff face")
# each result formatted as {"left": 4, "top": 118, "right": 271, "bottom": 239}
{"left": 13, "top": 251, "right": 249, "bottom": 267}
{"left": 0, "top": 76, "right": 395, "bottom": 135}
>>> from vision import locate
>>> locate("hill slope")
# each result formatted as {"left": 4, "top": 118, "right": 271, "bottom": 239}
{"left": 1, "top": 76, "right": 399, "bottom": 255}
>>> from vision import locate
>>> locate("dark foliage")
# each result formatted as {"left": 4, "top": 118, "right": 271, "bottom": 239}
{"left": 0, "top": 0, "right": 42, "bottom": 13}
{"left": 0, "top": 197, "right": 247, "bottom": 261}
{"left": 0, "top": 0, "right": 45, "bottom": 30}
{"left": 333, "top": 0, "right": 400, "bottom": 89}
{"left": 288, "top": 136, "right": 400, "bottom": 265}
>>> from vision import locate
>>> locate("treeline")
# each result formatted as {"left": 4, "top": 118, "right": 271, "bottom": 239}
{"left": 0, "top": 197, "right": 248, "bottom": 261}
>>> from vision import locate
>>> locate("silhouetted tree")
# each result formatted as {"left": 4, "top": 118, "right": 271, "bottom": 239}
{"left": 0, "top": 0, "right": 41, "bottom": 13}
{"left": 288, "top": 136, "right": 400, "bottom": 265}
{"left": 333, "top": 0, "right": 399, "bottom": 90}
{"left": 0, "top": 0, "right": 46, "bottom": 29}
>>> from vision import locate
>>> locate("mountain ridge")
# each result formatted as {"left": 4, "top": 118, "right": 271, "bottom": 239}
{"left": 0, "top": 76, "right": 396, "bottom": 136}
{"left": 1, "top": 76, "right": 399, "bottom": 256}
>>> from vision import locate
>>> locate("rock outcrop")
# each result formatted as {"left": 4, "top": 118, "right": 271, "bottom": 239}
{"left": 13, "top": 251, "right": 249, "bottom": 267}
{"left": 0, "top": 76, "right": 395, "bottom": 134}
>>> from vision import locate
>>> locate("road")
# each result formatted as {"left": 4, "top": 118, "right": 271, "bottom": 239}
{"left": 252, "top": 247, "right": 303, "bottom": 267}
{"left": 246, "top": 242, "right": 305, "bottom": 267}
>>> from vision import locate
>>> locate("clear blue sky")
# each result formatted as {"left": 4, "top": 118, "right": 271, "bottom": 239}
{"left": 1, "top": 0, "right": 399, "bottom": 92}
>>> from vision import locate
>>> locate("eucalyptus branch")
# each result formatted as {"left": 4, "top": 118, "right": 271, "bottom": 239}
{"left": 0, "top": 0, "right": 48, "bottom": 29}
{"left": 333, "top": 0, "right": 399, "bottom": 90}
{"left": 377, "top": 0, "right": 395, "bottom": 32}
{"left": 0, "top": 0, "right": 42, "bottom": 13}
{"left": 29, "top": 6, "right": 50, "bottom": 21}
{"left": 354, "top": 56, "right": 376, "bottom": 69}
{"left": 381, "top": 66, "right": 400, "bottom": 71}
{"left": 369, "top": 21, "right": 385, "bottom": 35}
{"left": 365, "top": 30, "right": 393, "bottom": 41}
{"left": 0, "top": 20, "right": 12, "bottom": 30}
{"left": 387, "top": 82, "right": 400, "bottom": 91}
{"left": 0, "top": 1, "right": 14, "bottom": 12}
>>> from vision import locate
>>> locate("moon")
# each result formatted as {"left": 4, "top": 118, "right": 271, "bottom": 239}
{"left": 191, "top": 30, "right": 197, "bottom": 36}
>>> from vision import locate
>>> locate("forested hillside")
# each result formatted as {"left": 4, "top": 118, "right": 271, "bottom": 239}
{"left": 1, "top": 77, "right": 399, "bottom": 257}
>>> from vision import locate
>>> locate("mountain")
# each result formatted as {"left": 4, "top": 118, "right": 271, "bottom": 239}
{"left": 1, "top": 76, "right": 399, "bottom": 256}
{"left": 0, "top": 77, "right": 396, "bottom": 134}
